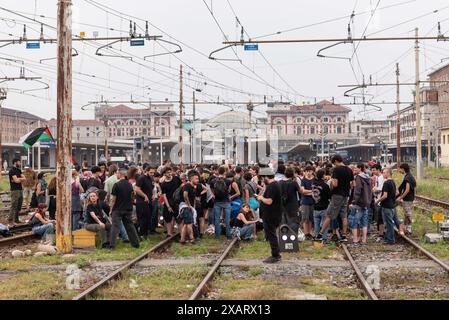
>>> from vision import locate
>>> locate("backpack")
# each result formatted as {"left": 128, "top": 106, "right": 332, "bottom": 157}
{"left": 213, "top": 178, "right": 228, "bottom": 200}
{"left": 173, "top": 185, "right": 184, "bottom": 206}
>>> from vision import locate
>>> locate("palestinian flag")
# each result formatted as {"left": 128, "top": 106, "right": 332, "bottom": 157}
{"left": 19, "top": 126, "right": 55, "bottom": 149}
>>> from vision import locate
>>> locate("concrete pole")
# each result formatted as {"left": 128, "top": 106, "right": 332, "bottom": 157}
{"left": 56, "top": 0, "right": 73, "bottom": 253}
{"left": 396, "top": 63, "right": 401, "bottom": 165}
{"left": 415, "top": 28, "right": 423, "bottom": 180}
{"left": 179, "top": 65, "right": 183, "bottom": 165}
{"left": 38, "top": 120, "right": 41, "bottom": 172}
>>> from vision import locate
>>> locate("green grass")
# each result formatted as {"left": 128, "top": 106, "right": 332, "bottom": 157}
{"left": 233, "top": 232, "right": 338, "bottom": 260}
{"left": 0, "top": 271, "right": 74, "bottom": 300}
{"left": 424, "top": 167, "right": 449, "bottom": 179}
{"left": 167, "top": 237, "right": 226, "bottom": 257}
{"left": 213, "top": 271, "right": 365, "bottom": 300}
{"left": 0, "top": 234, "right": 167, "bottom": 271}
{"left": 395, "top": 206, "right": 449, "bottom": 261}
{"left": 91, "top": 265, "right": 209, "bottom": 300}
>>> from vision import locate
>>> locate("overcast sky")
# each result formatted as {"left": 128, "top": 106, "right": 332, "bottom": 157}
{"left": 1, "top": 0, "right": 449, "bottom": 122}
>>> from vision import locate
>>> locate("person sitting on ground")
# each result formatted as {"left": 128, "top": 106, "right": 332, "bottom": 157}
{"left": 235, "top": 203, "right": 257, "bottom": 241}
{"left": 28, "top": 203, "right": 55, "bottom": 240}
{"left": 85, "top": 191, "right": 112, "bottom": 248}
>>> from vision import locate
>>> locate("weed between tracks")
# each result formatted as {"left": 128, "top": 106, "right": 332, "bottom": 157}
{"left": 233, "top": 233, "right": 340, "bottom": 260}
{"left": 90, "top": 264, "right": 209, "bottom": 300}
{"left": 211, "top": 270, "right": 364, "bottom": 300}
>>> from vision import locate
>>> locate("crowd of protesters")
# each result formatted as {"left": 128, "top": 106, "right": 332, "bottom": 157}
{"left": 5, "top": 154, "right": 416, "bottom": 263}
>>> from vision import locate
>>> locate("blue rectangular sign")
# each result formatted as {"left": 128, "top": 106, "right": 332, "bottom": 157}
{"left": 26, "top": 42, "right": 40, "bottom": 49}
{"left": 130, "top": 39, "right": 145, "bottom": 47}
{"left": 244, "top": 44, "right": 258, "bottom": 51}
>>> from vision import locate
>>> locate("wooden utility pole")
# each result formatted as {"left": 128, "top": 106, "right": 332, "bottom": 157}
{"left": 56, "top": 0, "right": 73, "bottom": 253}
{"left": 396, "top": 63, "right": 401, "bottom": 165}
{"left": 179, "top": 65, "right": 183, "bottom": 164}
{"left": 415, "top": 27, "right": 423, "bottom": 180}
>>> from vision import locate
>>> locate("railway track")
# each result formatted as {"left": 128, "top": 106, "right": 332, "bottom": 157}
{"left": 73, "top": 235, "right": 238, "bottom": 300}
{"left": 342, "top": 230, "right": 449, "bottom": 300}
{"left": 72, "top": 233, "right": 180, "bottom": 300}
{"left": 189, "top": 238, "right": 238, "bottom": 300}
{"left": 0, "top": 232, "right": 37, "bottom": 247}
{"left": 415, "top": 195, "right": 449, "bottom": 211}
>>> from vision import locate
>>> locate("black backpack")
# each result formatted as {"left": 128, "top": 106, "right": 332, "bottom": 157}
{"left": 214, "top": 178, "right": 228, "bottom": 200}
{"left": 173, "top": 185, "right": 184, "bottom": 206}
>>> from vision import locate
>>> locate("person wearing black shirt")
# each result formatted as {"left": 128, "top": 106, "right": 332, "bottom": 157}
{"left": 210, "top": 166, "right": 233, "bottom": 239}
{"left": 161, "top": 167, "right": 182, "bottom": 237}
{"left": 315, "top": 155, "right": 354, "bottom": 242}
{"left": 179, "top": 172, "right": 199, "bottom": 244}
{"left": 8, "top": 158, "right": 26, "bottom": 224}
{"left": 85, "top": 191, "right": 111, "bottom": 248}
{"left": 375, "top": 168, "right": 404, "bottom": 244}
{"left": 312, "top": 169, "right": 331, "bottom": 241}
{"left": 397, "top": 163, "right": 416, "bottom": 234}
{"left": 109, "top": 169, "right": 140, "bottom": 249}
{"left": 280, "top": 167, "right": 301, "bottom": 234}
{"left": 257, "top": 167, "right": 282, "bottom": 264}
{"left": 135, "top": 166, "right": 154, "bottom": 238}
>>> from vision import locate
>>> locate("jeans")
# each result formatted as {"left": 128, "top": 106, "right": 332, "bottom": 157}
{"left": 110, "top": 210, "right": 140, "bottom": 248}
{"left": 238, "top": 224, "right": 254, "bottom": 240}
{"left": 213, "top": 201, "right": 231, "bottom": 238}
{"left": 32, "top": 223, "right": 54, "bottom": 237}
{"left": 9, "top": 190, "right": 23, "bottom": 222}
{"left": 119, "top": 222, "right": 129, "bottom": 241}
{"left": 72, "top": 211, "right": 82, "bottom": 231}
{"left": 382, "top": 207, "right": 401, "bottom": 244}
{"left": 85, "top": 222, "right": 112, "bottom": 245}
{"left": 313, "top": 209, "right": 328, "bottom": 240}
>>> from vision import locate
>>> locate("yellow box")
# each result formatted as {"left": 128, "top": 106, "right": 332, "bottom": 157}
{"left": 72, "top": 229, "right": 97, "bottom": 248}
{"left": 313, "top": 241, "right": 324, "bottom": 249}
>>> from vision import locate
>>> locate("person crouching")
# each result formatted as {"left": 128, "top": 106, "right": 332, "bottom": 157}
{"left": 85, "top": 191, "right": 112, "bottom": 248}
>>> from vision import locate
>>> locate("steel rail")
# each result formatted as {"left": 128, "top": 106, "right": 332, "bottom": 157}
{"left": 341, "top": 244, "right": 379, "bottom": 300}
{"left": 189, "top": 238, "right": 238, "bottom": 300}
{"left": 0, "top": 232, "right": 37, "bottom": 247}
{"left": 396, "top": 231, "right": 449, "bottom": 273}
{"left": 415, "top": 195, "right": 449, "bottom": 210}
{"left": 72, "top": 233, "right": 179, "bottom": 300}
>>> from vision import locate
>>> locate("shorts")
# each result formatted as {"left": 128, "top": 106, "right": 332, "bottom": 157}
{"left": 195, "top": 203, "right": 205, "bottom": 218}
{"left": 300, "top": 204, "right": 314, "bottom": 223}
{"left": 326, "top": 195, "right": 349, "bottom": 220}
{"left": 349, "top": 207, "right": 369, "bottom": 229}
{"left": 162, "top": 204, "right": 176, "bottom": 223}
{"left": 181, "top": 208, "right": 194, "bottom": 225}
{"left": 402, "top": 201, "right": 414, "bottom": 218}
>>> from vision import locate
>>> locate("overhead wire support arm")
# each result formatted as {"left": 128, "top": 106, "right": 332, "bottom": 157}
{"left": 317, "top": 23, "right": 353, "bottom": 59}
{"left": 208, "top": 44, "right": 242, "bottom": 62}
{"left": 222, "top": 35, "right": 449, "bottom": 45}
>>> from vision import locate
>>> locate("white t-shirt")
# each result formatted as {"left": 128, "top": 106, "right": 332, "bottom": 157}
{"left": 375, "top": 175, "right": 385, "bottom": 200}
